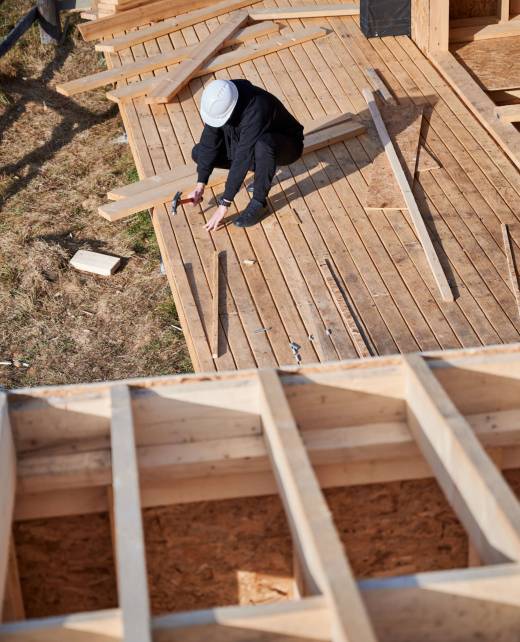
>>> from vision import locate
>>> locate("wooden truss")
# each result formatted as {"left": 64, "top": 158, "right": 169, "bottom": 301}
{"left": 2, "top": 344, "right": 520, "bottom": 639}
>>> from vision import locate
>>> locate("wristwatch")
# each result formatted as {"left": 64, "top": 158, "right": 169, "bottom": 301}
{"left": 218, "top": 197, "right": 232, "bottom": 208}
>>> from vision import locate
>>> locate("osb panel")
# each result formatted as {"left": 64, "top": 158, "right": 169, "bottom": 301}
{"left": 450, "top": 0, "right": 498, "bottom": 18}
{"left": 13, "top": 473, "right": 500, "bottom": 619}
{"left": 452, "top": 36, "right": 520, "bottom": 91}
{"left": 365, "top": 103, "right": 424, "bottom": 210}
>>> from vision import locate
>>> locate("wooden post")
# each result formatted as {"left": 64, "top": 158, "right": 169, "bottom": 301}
{"left": 429, "top": 0, "right": 449, "bottom": 51}
{"left": 37, "top": 0, "right": 61, "bottom": 45}
{"left": 498, "top": 0, "right": 510, "bottom": 23}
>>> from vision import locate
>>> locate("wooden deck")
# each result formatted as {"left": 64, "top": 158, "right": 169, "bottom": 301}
{"left": 105, "top": 1, "right": 520, "bottom": 372}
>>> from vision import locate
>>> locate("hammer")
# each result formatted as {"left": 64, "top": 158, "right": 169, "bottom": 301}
{"left": 171, "top": 191, "right": 202, "bottom": 215}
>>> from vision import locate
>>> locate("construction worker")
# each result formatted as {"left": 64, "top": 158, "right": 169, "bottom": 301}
{"left": 188, "top": 79, "right": 304, "bottom": 230}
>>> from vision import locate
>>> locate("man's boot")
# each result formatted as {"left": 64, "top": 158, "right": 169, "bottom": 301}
{"left": 234, "top": 199, "right": 268, "bottom": 228}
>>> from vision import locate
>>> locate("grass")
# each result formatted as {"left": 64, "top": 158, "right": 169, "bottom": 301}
{"left": 0, "top": 1, "right": 191, "bottom": 388}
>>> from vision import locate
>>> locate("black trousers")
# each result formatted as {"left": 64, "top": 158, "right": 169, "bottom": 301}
{"left": 192, "top": 132, "right": 303, "bottom": 204}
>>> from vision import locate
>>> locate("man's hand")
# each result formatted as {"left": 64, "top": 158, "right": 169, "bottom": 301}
{"left": 204, "top": 204, "right": 228, "bottom": 232}
{"left": 188, "top": 183, "right": 205, "bottom": 205}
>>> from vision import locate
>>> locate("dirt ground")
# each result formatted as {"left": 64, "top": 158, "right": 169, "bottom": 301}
{"left": 0, "top": 1, "right": 191, "bottom": 389}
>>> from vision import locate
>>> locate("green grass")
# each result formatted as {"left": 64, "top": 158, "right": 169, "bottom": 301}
{"left": 125, "top": 210, "right": 160, "bottom": 259}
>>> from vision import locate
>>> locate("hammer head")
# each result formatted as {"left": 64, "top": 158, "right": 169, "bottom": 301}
{"left": 171, "top": 191, "right": 182, "bottom": 215}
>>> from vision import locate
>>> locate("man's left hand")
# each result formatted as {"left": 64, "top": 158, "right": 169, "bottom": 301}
{"left": 204, "top": 204, "right": 228, "bottom": 232}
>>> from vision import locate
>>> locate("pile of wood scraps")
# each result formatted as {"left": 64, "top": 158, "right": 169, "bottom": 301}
{"left": 98, "top": 114, "right": 366, "bottom": 221}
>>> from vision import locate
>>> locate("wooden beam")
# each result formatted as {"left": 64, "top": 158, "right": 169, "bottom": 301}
{"left": 110, "top": 385, "right": 151, "bottom": 642}
{"left": 56, "top": 22, "right": 279, "bottom": 96}
{"left": 106, "top": 27, "right": 327, "bottom": 102}
{"left": 0, "top": 394, "right": 16, "bottom": 613}
{"left": 450, "top": 18, "right": 520, "bottom": 42}
{"left": 361, "top": 563, "right": 520, "bottom": 642}
{"left": 403, "top": 353, "right": 520, "bottom": 565}
{"left": 98, "top": 119, "right": 364, "bottom": 221}
{"left": 502, "top": 223, "right": 520, "bottom": 318}
{"left": 429, "top": 0, "right": 449, "bottom": 51}
{"left": 499, "top": 0, "right": 511, "bottom": 22}
{"left": 211, "top": 251, "right": 220, "bottom": 360}
{"left": 362, "top": 88, "right": 453, "bottom": 302}
{"left": 257, "top": 369, "right": 377, "bottom": 642}
{"left": 95, "top": 0, "right": 263, "bottom": 53}
{"left": 1, "top": 539, "right": 25, "bottom": 623}
{"left": 146, "top": 11, "right": 248, "bottom": 105}
{"left": 78, "top": 0, "right": 212, "bottom": 41}
{"left": 249, "top": 3, "right": 358, "bottom": 20}
{"left": 429, "top": 50, "right": 520, "bottom": 172}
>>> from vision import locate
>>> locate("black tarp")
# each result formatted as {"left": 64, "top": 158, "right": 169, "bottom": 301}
{"left": 360, "top": 0, "right": 411, "bottom": 38}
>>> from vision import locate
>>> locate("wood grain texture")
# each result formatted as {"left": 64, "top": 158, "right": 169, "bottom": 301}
{"left": 502, "top": 224, "right": 520, "bottom": 319}
{"left": 365, "top": 102, "right": 424, "bottom": 210}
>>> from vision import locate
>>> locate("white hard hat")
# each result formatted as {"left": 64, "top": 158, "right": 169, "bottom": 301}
{"left": 200, "top": 79, "right": 239, "bottom": 127}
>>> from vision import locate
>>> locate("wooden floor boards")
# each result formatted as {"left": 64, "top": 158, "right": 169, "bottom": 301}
{"left": 105, "top": 0, "right": 520, "bottom": 370}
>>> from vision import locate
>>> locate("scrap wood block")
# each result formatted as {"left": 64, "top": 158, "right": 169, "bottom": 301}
{"left": 146, "top": 11, "right": 249, "bottom": 105}
{"left": 365, "top": 102, "right": 424, "bottom": 210}
{"left": 70, "top": 250, "right": 121, "bottom": 276}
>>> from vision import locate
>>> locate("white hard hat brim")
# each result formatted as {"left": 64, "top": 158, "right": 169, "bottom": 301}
{"left": 200, "top": 81, "right": 239, "bottom": 127}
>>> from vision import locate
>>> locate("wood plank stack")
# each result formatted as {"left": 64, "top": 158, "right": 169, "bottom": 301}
{"left": 95, "top": 0, "right": 156, "bottom": 18}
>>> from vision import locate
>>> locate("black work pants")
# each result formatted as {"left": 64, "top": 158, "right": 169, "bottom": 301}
{"left": 192, "top": 132, "right": 303, "bottom": 204}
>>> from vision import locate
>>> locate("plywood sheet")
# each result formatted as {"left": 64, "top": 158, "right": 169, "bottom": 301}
{"left": 452, "top": 36, "right": 520, "bottom": 91}
{"left": 365, "top": 103, "right": 424, "bottom": 210}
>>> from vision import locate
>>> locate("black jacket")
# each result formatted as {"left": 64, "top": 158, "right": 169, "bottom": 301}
{"left": 196, "top": 80, "right": 304, "bottom": 202}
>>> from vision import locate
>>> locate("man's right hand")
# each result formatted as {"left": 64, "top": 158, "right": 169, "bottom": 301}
{"left": 189, "top": 183, "right": 205, "bottom": 205}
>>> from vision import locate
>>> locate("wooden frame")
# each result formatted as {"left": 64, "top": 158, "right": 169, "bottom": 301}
{"left": 2, "top": 343, "right": 520, "bottom": 639}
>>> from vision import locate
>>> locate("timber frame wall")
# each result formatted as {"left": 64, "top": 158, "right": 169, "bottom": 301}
{"left": 2, "top": 343, "right": 520, "bottom": 640}
{"left": 411, "top": 0, "right": 520, "bottom": 170}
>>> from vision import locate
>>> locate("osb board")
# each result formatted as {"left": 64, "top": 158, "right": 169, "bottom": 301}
{"left": 12, "top": 473, "right": 504, "bottom": 619}
{"left": 452, "top": 36, "right": 520, "bottom": 91}
{"left": 365, "top": 102, "right": 424, "bottom": 210}
{"left": 450, "top": 0, "right": 498, "bottom": 19}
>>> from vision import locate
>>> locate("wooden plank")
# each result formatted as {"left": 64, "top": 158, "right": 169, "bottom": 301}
{"left": 362, "top": 88, "right": 454, "bottom": 302}
{"left": 404, "top": 353, "right": 520, "bottom": 565}
{"left": 70, "top": 249, "right": 121, "bottom": 275}
{"left": 0, "top": 393, "right": 16, "bottom": 613}
{"left": 98, "top": 119, "right": 364, "bottom": 221}
{"left": 79, "top": 0, "right": 212, "bottom": 40}
{"left": 249, "top": 4, "right": 359, "bottom": 20}
{"left": 257, "top": 369, "right": 378, "bottom": 642}
{"left": 57, "top": 22, "right": 280, "bottom": 96}
{"left": 211, "top": 251, "right": 220, "bottom": 359}
{"left": 497, "top": 103, "right": 520, "bottom": 122}
{"left": 365, "top": 102, "right": 424, "bottom": 210}
{"left": 452, "top": 37, "right": 520, "bottom": 91}
{"left": 429, "top": 49, "right": 520, "bottom": 172}
{"left": 318, "top": 258, "right": 372, "bottom": 358}
{"left": 106, "top": 27, "right": 328, "bottom": 102}
{"left": 146, "top": 11, "right": 249, "bottom": 104}
{"left": 502, "top": 223, "right": 520, "bottom": 318}
{"left": 365, "top": 66, "right": 396, "bottom": 104}
{"left": 110, "top": 385, "right": 151, "bottom": 642}
{"left": 95, "top": 0, "right": 264, "bottom": 52}
{"left": 450, "top": 18, "right": 520, "bottom": 42}
{"left": 416, "top": 145, "right": 441, "bottom": 172}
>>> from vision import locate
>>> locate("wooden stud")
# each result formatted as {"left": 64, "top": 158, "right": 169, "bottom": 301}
{"left": 249, "top": 4, "right": 359, "bottom": 20}
{"left": 110, "top": 385, "right": 151, "bottom": 642}
{"left": 362, "top": 88, "right": 453, "bottom": 302}
{"left": 257, "top": 368, "right": 378, "bottom": 642}
{"left": 429, "top": 0, "right": 449, "bottom": 51}
{"left": 211, "top": 251, "right": 220, "bottom": 360}
{"left": 146, "top": 12, "right": 249, "bottom": 105}
{"left": 0, "top": 393, "right": 16, "bottom": 614}
{"left": 450, "top": 19, "right": 520, "bottom": 42}
{"left": 499, "top": 0, "right": 511, "bottom": 22}
{"left": 502, "top": 223, "right": 520, "bottom": 319}
{"left": 403, "top": 353, "right": 520, "bottom": 565}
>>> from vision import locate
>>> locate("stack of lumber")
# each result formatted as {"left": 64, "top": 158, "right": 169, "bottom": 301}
{"left": 95, "top": 0, "right": 155, "bottom": 18}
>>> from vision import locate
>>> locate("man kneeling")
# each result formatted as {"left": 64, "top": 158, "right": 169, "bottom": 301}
{"left": 189, "top": 79, "right": 304, "bottom": 231}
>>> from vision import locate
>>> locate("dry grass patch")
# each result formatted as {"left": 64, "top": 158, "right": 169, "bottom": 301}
{"left": 0, "top": 1, "right": 191, "bottom": 388}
